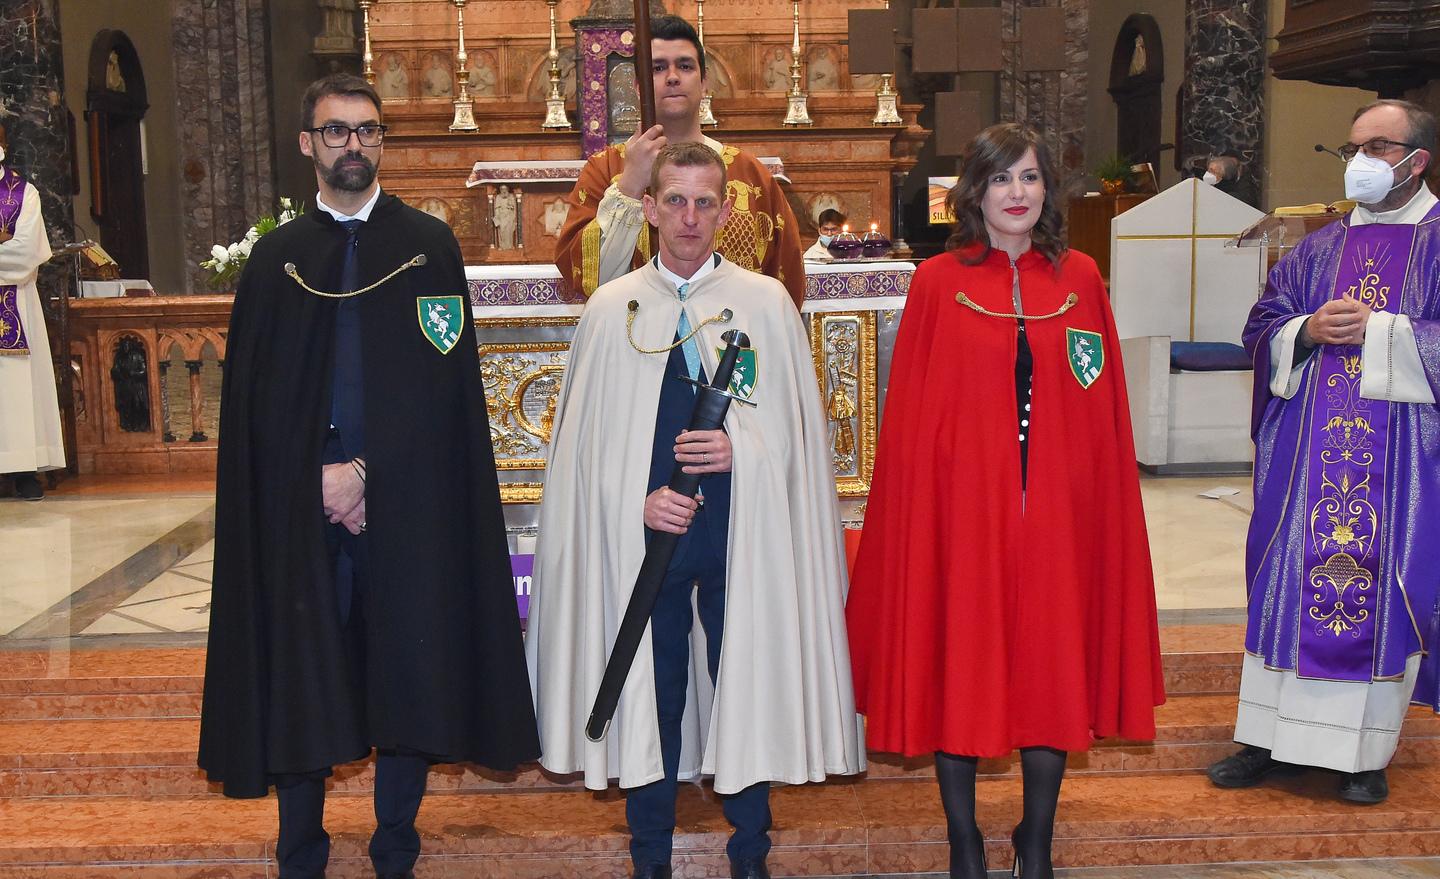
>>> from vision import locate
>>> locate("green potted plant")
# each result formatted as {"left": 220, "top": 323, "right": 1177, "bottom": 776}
{"left": 1093, "top": 153, "right": 1133, "bottom": 195}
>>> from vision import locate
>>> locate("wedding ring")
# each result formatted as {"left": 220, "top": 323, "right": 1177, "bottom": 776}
{"left": 360, "top": 521, "right": 367, "bottom": 531}
{"left": 703, "top": 452, "right": 710, "bottom": 464}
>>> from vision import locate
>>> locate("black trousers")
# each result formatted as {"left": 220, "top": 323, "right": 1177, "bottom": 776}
{"left": 274, "top": 530, "right": 430, "bottom": 878}
{"left": 275, "top": 751, "right": 429, "bottom": 878}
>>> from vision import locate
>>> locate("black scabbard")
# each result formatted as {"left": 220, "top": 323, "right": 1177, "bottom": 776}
{"left": 585, "top": 329, "right": 751, "bottom": 742}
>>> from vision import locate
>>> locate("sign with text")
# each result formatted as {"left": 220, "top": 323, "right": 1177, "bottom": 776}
{"left": 512, "top": 553, "right": 533, "bottom": 619}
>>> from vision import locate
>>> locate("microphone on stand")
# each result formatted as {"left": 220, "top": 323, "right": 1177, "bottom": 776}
{"left": 1314, "top": 143, "right": 1344, "bottom": 160}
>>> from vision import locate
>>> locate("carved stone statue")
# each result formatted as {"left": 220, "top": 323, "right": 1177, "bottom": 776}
{"left": 543, "top": 199, "right": 570, "bottom": 238}
{"left": 1128, "top": 35, "right": 1147, "bottom": 77}
{"left": 608, "top": 62, "right": 640, "bottom": 135}
{"left": 763, "top": 46, "right": 790, "bottom": 92}
{"left": 423, "top": 53, "right": 454, "bottom": 98}
{"left": 493, "top": 185, "right": 518, "bottom": 251}
{"left": 469, "top": 52, "right": 498, "bottom": 97}
{"left": 807, "top": 46, "right": 839, "bottom": 91}
{"left": 317, "top": 0, "right": 357, "bottom": 40}
{"left": 106, "top": 51, "right": 126, "bottom": 92}
{"left": 377, "top": 54, "right": 410, "bottom": 100}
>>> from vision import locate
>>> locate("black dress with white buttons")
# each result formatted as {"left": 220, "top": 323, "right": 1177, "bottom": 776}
{"left": 1010, "top": 257, "right": 1034, "bottom": 490}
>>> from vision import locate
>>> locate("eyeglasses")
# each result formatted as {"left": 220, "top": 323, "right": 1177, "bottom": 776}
{"left": 307, "top": 123, "right": 388, "bottom": 148}
{"left": 1337, "top": 138, "right": 1419, "bottom": 162}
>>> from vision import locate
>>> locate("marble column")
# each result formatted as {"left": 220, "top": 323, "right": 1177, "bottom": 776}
{"left": 1183, "top": 0, "right": 1265, "bottom": 201}
{"left": 999, "top": 0, "right": 1090, "bottom": 185}
{"left": 172, "top": 0, "right": 276, "bottom": 292}
{"left": 0, "top": 0, "right": 76, "bottom": 300}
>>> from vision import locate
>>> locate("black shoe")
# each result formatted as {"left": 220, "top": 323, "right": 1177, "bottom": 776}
{"left": 1206, "top": 745, "right": 1296, "bottom": 788}
{"left": 632, "top": 865, "right": 671, "bottom": 879}
{"left": 1011, "top": 822, "right": 1054, "bottom": 879}
{"left": 375, "top": 873, "right": 413, "bottom": 879}
{"left": 1338, "top": 768, "right": 1389, "bottom": 804}
{"left": 730, "top": 857, "right": 770, "bottom": 879}
{"left": 14, "top": 473, "right": 43, "bottom": 501}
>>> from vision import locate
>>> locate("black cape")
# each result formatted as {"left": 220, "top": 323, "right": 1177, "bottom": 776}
{"left": 198, "top": 194, "right": 540, "bottom": 798}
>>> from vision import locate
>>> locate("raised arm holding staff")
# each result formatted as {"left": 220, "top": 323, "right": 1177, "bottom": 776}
{"left": 553, "top": 14, "right": 805, "bottom": 307}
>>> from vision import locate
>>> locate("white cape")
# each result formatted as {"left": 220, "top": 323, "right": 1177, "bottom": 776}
{"left": 525, "top": 258, "right": 865, "bottom": 794}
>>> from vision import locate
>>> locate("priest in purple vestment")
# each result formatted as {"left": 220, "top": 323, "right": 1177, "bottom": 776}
{"left": 0, "top": 123, "right": 61, "bottom": 501}
{"left": 1208, "top": 99, "right": 1440, "bottom": 805}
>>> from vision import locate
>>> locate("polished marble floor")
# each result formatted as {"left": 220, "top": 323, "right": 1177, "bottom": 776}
{"left": 0, "top": 472, "right": 1251, "bottom": 644}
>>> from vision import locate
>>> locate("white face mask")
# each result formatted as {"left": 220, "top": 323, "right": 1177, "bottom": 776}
{"left": 1344, "top": 148, "right": 1417, "bottom": 204}
{"left": 818, "top": 234, "right": 834, "bottom": 247}
{"left": 1201, "top": 171, "right": 1219, "bottom": 185}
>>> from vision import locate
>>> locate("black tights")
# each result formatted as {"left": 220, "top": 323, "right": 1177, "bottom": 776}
{"left": 935, "top": 747, "right": 1066, "bottom": 879}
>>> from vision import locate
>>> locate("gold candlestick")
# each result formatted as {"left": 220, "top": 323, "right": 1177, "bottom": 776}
{"left": 449, "top": 0, "right": 478, "bottom": 131}
{"left": 541, "top": 0, "right": 571, "bottom": 129}
{"left": 872, "top": 0, "right": 901, "bottom": 125}
{"left": 696, "top": 0, "right": 717, "bottom": 127}
{"left": 358, "top": 0, "right": 377, "bottom": 85}
{"left": 782, "top": 0, "right": 812, "bottom": 126}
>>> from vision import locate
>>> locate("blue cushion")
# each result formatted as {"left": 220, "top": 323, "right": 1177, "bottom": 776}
{"left": 1170, "top": 341, "right": 1251, "bottom": 372}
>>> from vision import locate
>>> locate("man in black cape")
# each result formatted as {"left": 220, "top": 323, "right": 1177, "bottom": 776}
{"left": 198, "top": 74, "right": 539, "bottom": 879}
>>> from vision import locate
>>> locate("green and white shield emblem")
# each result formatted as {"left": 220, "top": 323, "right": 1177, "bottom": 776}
{"left": 717, "top": 346, "right": 758, "bottom": 400}
{"left": 1066, "top": 327, "right": 1104, "bottom": 389}
{"left": 417, "top": 296, "right": 464, "bottom": 354}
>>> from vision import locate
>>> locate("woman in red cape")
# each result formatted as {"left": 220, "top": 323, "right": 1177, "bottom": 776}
{"left": 846, "top": 124, "right": 1165, "bottom": 879}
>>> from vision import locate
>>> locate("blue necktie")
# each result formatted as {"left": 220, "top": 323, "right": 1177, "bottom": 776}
{"left": 338, "top": 219, "right": 363, "bottom": 292}
{"left": 332, "top": 219, "right": 364, "bottom": 454}
{"left": 676, "top": 282, "right": 701, "bottom": 381}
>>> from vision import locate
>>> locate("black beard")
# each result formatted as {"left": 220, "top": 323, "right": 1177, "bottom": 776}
{"left": 317, "top": 151, "right": 377, "bottom": 192}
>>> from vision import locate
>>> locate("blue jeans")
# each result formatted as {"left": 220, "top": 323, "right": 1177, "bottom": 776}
{"left": 626, "top": 533, "right": 772, "bottom": 868}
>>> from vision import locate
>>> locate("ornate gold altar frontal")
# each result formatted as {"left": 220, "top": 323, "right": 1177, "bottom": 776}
{"left": 810, "top": 311, "right": 877, "bottom": 496}
{"left": 478, "top": 340, "right": 570, "bottom": 470}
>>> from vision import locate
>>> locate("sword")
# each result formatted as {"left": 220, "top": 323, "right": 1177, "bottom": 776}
{"left": 585, "top": 327, "right": 753, "bottom": 743}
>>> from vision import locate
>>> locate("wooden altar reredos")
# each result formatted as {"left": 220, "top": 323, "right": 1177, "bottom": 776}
{"left": 365, "top": 0, "right": 926, "bottom": 265}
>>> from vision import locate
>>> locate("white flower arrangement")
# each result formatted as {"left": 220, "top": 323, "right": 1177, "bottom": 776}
{"left": 199, "top": 197, "right": 304, "bottom": 287}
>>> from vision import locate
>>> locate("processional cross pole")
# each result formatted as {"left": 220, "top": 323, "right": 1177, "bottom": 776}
{"left": 632, "top": 0, "right": 658, "bottom": 254}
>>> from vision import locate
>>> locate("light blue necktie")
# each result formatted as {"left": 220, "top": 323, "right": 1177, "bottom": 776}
{"left": 676, "top": 282, "right": 701, "bottom": 380}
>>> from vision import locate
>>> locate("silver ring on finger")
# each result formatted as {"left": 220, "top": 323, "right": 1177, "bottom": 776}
{"left": 360, "top": 521, "right": 367, "bottom": 531}
{"left": 703, "top": 452, "right": 710, "bottom": 464}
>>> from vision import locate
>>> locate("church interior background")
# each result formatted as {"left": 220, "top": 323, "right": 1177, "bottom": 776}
{"left": 3, "top": 0, "right": 1440, "bottom": 875}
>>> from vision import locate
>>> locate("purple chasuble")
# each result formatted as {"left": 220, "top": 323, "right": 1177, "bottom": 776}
{"left": 0, "top": 165, "right": 30, "bottom": 356}
{"left": 1242, "top": 203, "right": 1440, "bottom": 703}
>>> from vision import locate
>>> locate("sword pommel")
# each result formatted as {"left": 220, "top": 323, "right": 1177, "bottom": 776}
{"left": 721, "top": 329, "right": 751, "bottom": 349}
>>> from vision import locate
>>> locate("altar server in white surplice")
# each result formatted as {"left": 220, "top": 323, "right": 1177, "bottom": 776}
{"left": 0, "top": 125, "right": 61, "bottom": 501}
{"left": 526, "top": 142, "right": 863, "bottom": 879}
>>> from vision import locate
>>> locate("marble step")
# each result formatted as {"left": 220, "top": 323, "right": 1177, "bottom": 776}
{"left": 6, "top": 768, "right": 1440, "bottom": 877}
{"left": 5, "top": 697, "right": 1439, "bottom": 798}
{"left": 0, "top": 625, "right": 1247, "bottom": 719}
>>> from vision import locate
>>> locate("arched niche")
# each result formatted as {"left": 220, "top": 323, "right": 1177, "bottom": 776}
{"left": 86, "top": 30, "right": 150, "bottom": 279}
{"left": 1107, "top": 14, "right": 1164, "bottom": 171}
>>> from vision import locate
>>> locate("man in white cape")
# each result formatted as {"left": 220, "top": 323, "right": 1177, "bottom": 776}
{"left": 0, "top": 124, "right": 62, "bottom": 501}
{"left": 526, "top": 143, "right": 864, "bottom": 879}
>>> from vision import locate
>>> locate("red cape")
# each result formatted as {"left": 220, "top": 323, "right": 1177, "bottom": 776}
{"left": 846, "top": 247, "right": 1164, "bottom": 757}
